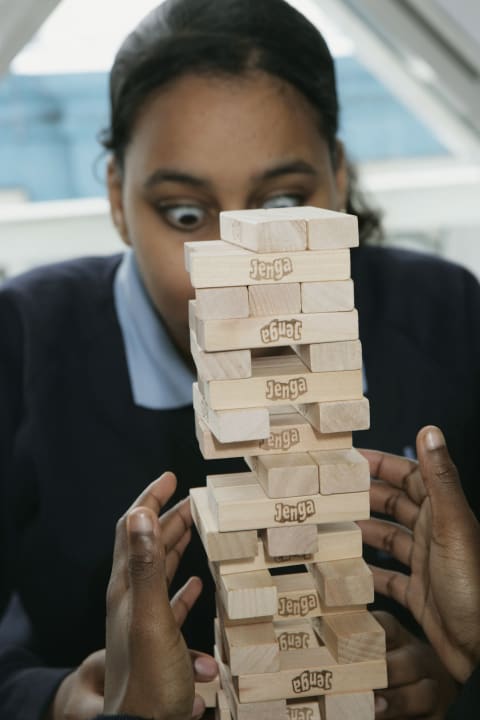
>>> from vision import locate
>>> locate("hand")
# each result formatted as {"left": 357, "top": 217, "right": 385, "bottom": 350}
{"left": 373, "top": 612, "right": 458, "bottom": 719}
{"left": 47, "top": 472, "right": 217, "bottom": 719}
{"left": 358, "top": 426, "right": 480, "bottom": 684}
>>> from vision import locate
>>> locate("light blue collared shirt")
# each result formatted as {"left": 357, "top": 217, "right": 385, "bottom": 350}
{"left": 113, "top": 250, "right": 195, "bottom": 409}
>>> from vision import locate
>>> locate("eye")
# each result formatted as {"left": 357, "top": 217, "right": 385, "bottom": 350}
{"left": 158, "top": 204, "right": 207, "bottom": 231}
{"left": 262, "top": 194, "right": 303, "bottom": 210}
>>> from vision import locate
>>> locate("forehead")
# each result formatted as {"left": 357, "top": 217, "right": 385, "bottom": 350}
{"left": 124, "top": 72, "right": 329, "bottom": 180}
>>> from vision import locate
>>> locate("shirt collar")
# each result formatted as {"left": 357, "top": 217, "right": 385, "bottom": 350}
{"left": 113, "top": 249, "right": 195, "bottom": 409}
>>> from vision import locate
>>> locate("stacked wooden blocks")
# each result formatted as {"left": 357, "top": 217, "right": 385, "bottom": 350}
{"left": 186, "top": 207, "right": 387, "bottom": 719}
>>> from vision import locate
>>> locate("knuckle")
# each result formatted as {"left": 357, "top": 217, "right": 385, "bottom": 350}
{"left": 128, "top": 552, "right": 156, "bottom": 580}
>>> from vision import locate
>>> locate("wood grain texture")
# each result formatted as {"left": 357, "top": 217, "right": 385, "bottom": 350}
{"left": 309, "top": 559, "right": 374, "bottom": 607}
{"left": 195, "top": 286, "right": 249, "bottom": 320}
{"left": 193, "top": 383, "right": 269, "bottom": 443}
{"left": 220, "top": 209, "right": 307, "bottom": 253}
{"left": 265, "top": 524, "right": 319, "bottom": 557}
{"left": 219, "top": 569, "right": 277, "bottom": 620}
{"left": 292, "top": 339, "right": 362, "bottom": 373}
{"left": 321, "top": 691, "right": 375, "bottom": 720}
{"left": 313, "top": 612, "right": 386, "bottom": 663}
{"left": 249, "top": 283, "right": 301, "bottom": 316}
{"left": 272, "top": 573, "right": 366, "bottom": 622}
{"left": 248, "top": 452, "right": 319, "bottom": 498}
{"left": 223, "top": 621, "right": 280, "bottom": 675}
{"left": 191, "top": 329, "right": 252, "bottom": 381}
{"left": 309, "top": 448, "right": 370, "bottom": 495}
{"left": 301, "top": 280, "right": 354, "bottom": 314}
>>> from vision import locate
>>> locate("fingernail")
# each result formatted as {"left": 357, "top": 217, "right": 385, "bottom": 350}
{"left": 128, "top": 510, "right": 153, "bottom": 534}
{"left": 192, "top": 695, "right": 205, "bottom": 718}
{"left": 194, "top": 656, "right": 217, "bottom": 677}
{"left": 425, "top": 426, "right": 445, "bottom": 451}
{"left": 375, "top": 695, "right": 388, "bottom": 713}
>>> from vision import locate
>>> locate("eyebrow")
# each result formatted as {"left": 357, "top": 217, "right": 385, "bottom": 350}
{"left": 144, "top": 169, "right": 213, "bottom": 190}
{"left": 257, "top": 160, "right": 319, "bottom": 182}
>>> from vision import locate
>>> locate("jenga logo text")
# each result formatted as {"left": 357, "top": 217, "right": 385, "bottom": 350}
{"left": 260, "top": 319, "right": 302, "bottom": 344}
{"left": 278, "top": 631, "right": 311, "bottom": 651}
{"left": 278, "top": 594, "right": 318, "bottom": 617}
{"left": 274, "top": 499, "right": 316, "bottom": 523}
{"left": 288, "top": 708, "right": 314, "bottom": 720}
{"left": 249, "top": 257, "right": 293, "bottom": 281}
{"left": 260, "top": 428, "right": 300, "bottom": 451}
{"left": 265, "top": 377, "right": 307, "bottom": 401}
{"left": 292, "top": 670, "right": 333, "bottom": 694}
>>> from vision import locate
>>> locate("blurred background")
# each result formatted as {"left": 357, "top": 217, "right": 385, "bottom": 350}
{"left": 0, "top": 0, "right": 479, "bottom": 279}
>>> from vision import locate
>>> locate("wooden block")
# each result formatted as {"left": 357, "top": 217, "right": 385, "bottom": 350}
{"left": 309, "top": 559, "right": 374, "bottom": 607}
{"left": 273, "top": 573, "right": 365, "bottom": 621}
{"left": 301, "top": 280, "right": 354, "bottom": 314}
{"left": 190, "top": 487, "right": 258, "bottom": 562}
{"left": 186, "top": 241, "right": 351, "bottom": 288}
{"left": 321, "top": 691, "right": 374, "bottom": 720}
{"left": 292, "top": 340, "right": 362, "bottom": 372}
{"left": 203, "top": 358, "right": 363, "bottom": 411}
{"left": 306, "top": 397, "right": 370, "bottom": 434}
{"left": 195, "top": 286, "right": 249, "bottom": 320}
{"left": 217, "top": 520, "right": 361, "bottom": 576}
{"left": 220, "top": 208, "right": 307, "bottom": 253}
{"left": 224, "top": 621, "right": 280, "bottom": 675}
{"left": 195, "top": 676, "right": 220, "bottom": 707}
{"left": 196, "top": 414, "right": 352, "bottom": 461}
{"left": 300, "top": 206, "right": 359, "bottom": 250}
{"left": 249, "top": 283, "right": 301, "bottom": 316}
{"left": 265, "top": 525, "right": 319, "bottom": 557}
{"left": 287, "top": 700, "right": 322, "bottom": 720}
{"left": 313, "top": 612, "right": 386, "bottom": 664}
{"left": 216, "top": 689, "right": 233, "bottom": 720}
{"left": 236, "top": 651, "right": 387, "bottom": 702}
{"left": 208, "top": 472, "right": 369, "bottom": 532}
{"left": 193, "top": 383, "right": 269, "bottom": 443}
{"left": 274, "top": 620, "right": 319, "bottom": 654}
{"left": 248, "top": 452, "right": 319, "bottom": 498}
{"left": 219, "top": 570, "right": 277, "bottom": 620}
{"left": 196, "top": 310, "right": 359, "bottom": 352}
{"left": 191, "top": 329, "right": 252, "bottom": 381}
{"left": 215, "top": 647, "right": 288, "bottom": 720}
{"left": 309, "top": 449, "right": 370, "bottom": 495}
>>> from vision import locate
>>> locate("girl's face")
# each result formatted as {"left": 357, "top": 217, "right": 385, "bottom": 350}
{"left": 108, "top": 72, "right": 347, "bottom": 357}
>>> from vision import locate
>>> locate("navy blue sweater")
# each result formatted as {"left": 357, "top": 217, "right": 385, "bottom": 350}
{"left": 0, "top": 246, "right": 479, "bottom": 718}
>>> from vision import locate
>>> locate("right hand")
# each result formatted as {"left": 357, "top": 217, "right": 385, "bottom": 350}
{"left": 359, "top": 426, "right": 480, "bottom": 684}
{"left": 47, "top": 472, "right": 217, "bottom": 720}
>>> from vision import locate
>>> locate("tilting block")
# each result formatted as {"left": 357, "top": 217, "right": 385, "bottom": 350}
{"left": 249, "top": 283, "right": 301, "bottom": 316}
{"left": 321, "top": 691, "right": 374, "bottom": 720}
{"left": 207, "top": 472, "right": 369, "bottom": 532}
{"left": 203, "top": 356, "right": 363, "bottom": 410}
{"left": 193, "top": 383, "right": 269, "bottom": 443}
{"left": 309, "top": 559, "right": 374, "bottom": 607}
{"left": 220, "top": 208, "right": 307, "bottom": 253}
{"left": 223, "top": 621, "right": 280, "bottom": 675}
{"left": 273, "top": 573, "right": 365, "bottom": 622}
{"left": 236, "top": 649, "right": 387, "bottom": 702}
{"left": 287, "top": 700, "right": 322, "bottom": 720}
{"left": 218, "top": 521, "right": 361, "bottom": 576}
{"left": 185, "top": 241, "right": 350, "bottom": 288}
{"left": 195, "top": 413, "right": 352, "bottom": 460}
{"left": 216, "top": 689, "right": 233, "bottom": 720}
{"left": 297, "top": 398, "right": 370, "bottom": 434}
{"left": 247, "top": 452, "right": 319, "bottom": 498}
{"left": 219, "top": 569, "right": 277, "bottom": 620}
{"left": 191, "top": 330, "right": 252, "bottom": 381}
{"left": 313, "top": 612, "right": 386, "bottom": 663}
{"left": 309, "top": 449, "right": 370, "bottom": 495}
{"left": 195, "top": 287, "right": 249, "bottom": 319}
{"left": 215, "top": 647, "right": 288, "bottom": 720}
{"left": 265, "top": 525, "right": 319, "bottom": 557}
{"left": 190, "top": 487, "right": 258, "bottom": 562}
{"left": 196, "top": 310, "right": 359, "bottom": 352}
{"left": 292, "top": 340, "right": 362, "bottom": 373}
{"left": 301, "top": 280, "right": 354, "bottom": 314}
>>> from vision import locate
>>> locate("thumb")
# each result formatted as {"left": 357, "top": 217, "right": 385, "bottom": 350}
{"left": 416, "top": 426, "right": 469, "bottom": 537}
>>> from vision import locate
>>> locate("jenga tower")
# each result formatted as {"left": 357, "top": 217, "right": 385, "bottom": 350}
{"left": 186, "top": 207, "right": 387, "bottom": 720}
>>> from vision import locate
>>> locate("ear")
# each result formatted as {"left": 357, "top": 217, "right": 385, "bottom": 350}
{"left": 107, "top": 157, "right": 130, "bottom": 246}
{"left": 333, "top": 139, "right": 348, "bottom": 212}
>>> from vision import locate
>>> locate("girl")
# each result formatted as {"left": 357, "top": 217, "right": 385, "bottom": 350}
{"left": 1, "top": 1, "right": 479, "bottom": 718}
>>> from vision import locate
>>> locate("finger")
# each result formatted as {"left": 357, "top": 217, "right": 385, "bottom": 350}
{"left": 160, "top": 497, "right": 193, "bottom": 552}
{"left": 358, "top": 518, "right": 413, "bottom": 567}
{"left": 191, "top": 652, "right": 219, "bottom": 682}
{"left": 374, "top": 678, "right": 437, "bottom": 718}
{"left": 192, "top": 694, "right": 206, "bottom": 720}
{"left": 360, "top": 449, "right": 427, "bottom": 506}
{"left": 128, "top": 471, "right": 178, "bottom": 516}
{"left": 369, "top": 480, "right": 420, "bottom": 528}
{"left": 370, "top": 567, "right": 410, "bottom": 609}
{"left": 171, "top": 576, "right": 203, "bottom": 627}
{"left": 385, "top": 644, "right": 431, "bottom": 688}
{"left": 83, "top": 649, "right": 106, "bottom": 690}
{"left": 417, "top": 426, "right": 475, "bottom": 538}
{"left": 165, "top": 528, "right": 192, "bottom": 586}
{"left": 372, "top": 611, "right": 414, "bottom": 652}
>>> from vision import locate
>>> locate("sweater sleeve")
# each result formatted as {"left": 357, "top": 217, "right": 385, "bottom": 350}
{"left": 0, "top": 290, "right": 72, "bottom": 718}
{"left": 446, "top": 665, "right": 480, "bottom": 720}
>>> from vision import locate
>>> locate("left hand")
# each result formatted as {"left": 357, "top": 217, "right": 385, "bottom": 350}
{"left": 373, "top": 612, "right": 458, "bottom": 719}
